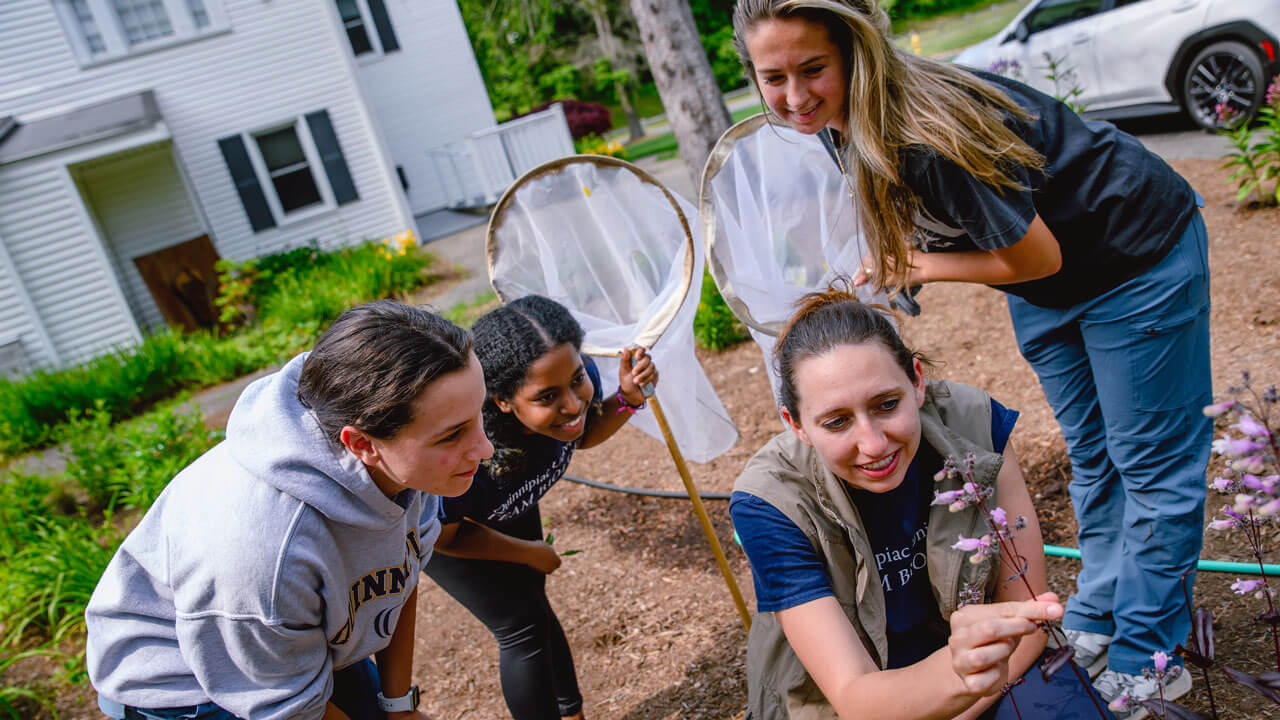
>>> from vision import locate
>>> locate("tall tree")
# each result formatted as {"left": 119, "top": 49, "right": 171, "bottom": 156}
{"left": 628, "top": 0, "right": 732, "bottom": 186}
{"left": 585, "top": 0, "right": 646, "bottom": 141}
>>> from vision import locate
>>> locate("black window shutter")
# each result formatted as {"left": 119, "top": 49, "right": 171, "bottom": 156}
{"left": 217, "top": 134, "right": 276, "bottom": 232}
{"left": 368, "top": 0, "right": 399, "bottom": 52}
{"left": 305, "top": 110, "right": 359, "bottom": 205}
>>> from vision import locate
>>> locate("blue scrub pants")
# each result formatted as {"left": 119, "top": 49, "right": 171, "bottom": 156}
{"left": 1006, "top": 209, "right": 1211, "bottom": 675}
{"left": 98, "top": 657, "right": 384, "bottom": 720}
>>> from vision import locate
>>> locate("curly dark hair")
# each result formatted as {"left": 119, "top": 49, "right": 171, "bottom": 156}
{"left": 297, "top": 300, "right": 472, "bottom": 445}
{"left": 472, "top": 295, "right": 602, "bottom": 474}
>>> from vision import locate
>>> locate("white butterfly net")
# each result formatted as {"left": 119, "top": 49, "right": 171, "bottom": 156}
{"left": 700, "top": 115, "right": 897, "bottom": 399}
{"left": 487, "top": 157, "right": 738, "bottom": 462}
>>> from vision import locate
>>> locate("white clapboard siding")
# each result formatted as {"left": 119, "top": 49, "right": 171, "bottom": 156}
{"left": 0, "top": 239, "right": 55, "bottom": 372}
{"left": 76, "top": 143, "right": 206, "bottom": 331}
{"left": 349, "top": 0, "right": 497, "bottom": 214}
{"left": 0, "top": 0, "right": 418, "bottom": 366}
{"left": 0, "top": 161, "right": 141, "bottom": 367}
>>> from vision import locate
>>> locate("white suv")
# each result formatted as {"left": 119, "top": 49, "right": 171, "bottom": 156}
{"left": 953, "top": 0, "right": 1280, "bottom": 129}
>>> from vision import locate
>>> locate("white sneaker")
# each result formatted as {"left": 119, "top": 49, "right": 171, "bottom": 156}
{"left": 1094, "top": 666, "right": 1194, "bottom": 720}
{"left": 1062, "top": 628, "right": 1111, "bottom": 679}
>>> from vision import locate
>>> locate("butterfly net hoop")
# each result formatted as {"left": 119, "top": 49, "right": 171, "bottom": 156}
{"left": 699, "top": 114, "right": 897, "bottom": 396}
{"left": 486, "top": 154, "right": 737, "bottom": 462}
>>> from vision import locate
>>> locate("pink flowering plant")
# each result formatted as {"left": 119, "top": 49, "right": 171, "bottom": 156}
{"left": 1220, "top": 73, "right": 1280, "bottom": 206}
{"left": 1205, "top": 373, "right": 1280, "bottom": 669}
{"left": 934, "top": 453, "right": 1109, "bottom": 720}
{"left": 1119, "top": 373, "right": 1280, "bottom": 719}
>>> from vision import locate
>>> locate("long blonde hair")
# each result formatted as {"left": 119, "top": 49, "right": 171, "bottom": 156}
{"left": 732, "top": 0, "right": 1046, "bottom": 291}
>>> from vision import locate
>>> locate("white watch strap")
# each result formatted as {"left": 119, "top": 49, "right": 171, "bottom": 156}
{"left": 376, "top": 685, "right": 419, "bottom": 713}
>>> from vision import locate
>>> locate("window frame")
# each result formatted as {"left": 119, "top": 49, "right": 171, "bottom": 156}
{"left": 53, "top": 0, "right": 230, "bottom": 67}
{"left": 243, "top": 118, "right": 337, "bottom": 227}
{"left": 337, "top": 0, "right": 381, "bottom": 59}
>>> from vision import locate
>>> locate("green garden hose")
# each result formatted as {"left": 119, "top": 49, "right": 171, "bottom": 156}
{"left": 564, "top": 475, "right": 1280, "bottom": 577}
{"left": 1042, "top": 544, "right": 1280, "bottom": 576}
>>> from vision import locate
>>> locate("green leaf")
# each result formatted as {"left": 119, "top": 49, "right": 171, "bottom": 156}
{"left": 560, "top": 549, "right": 583, "bottom": 557}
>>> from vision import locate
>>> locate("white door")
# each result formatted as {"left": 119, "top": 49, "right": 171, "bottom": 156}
{"left": 1090, "top": 0, "right": 1208, "bottom": 108}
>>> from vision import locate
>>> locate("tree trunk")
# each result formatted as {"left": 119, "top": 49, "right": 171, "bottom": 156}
{"left": 616, "top": 81, "right": 646, "bottom": 142}
{"left": 588, "top": 2, "right": 647, "bottom": 142}
{"left": 627, "top": 0, "right": 731, "bottom": 187}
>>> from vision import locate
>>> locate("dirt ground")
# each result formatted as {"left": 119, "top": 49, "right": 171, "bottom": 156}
{"left": 30, "top": 158, "right": 1279, "bottom": 719}
{"left": 414, "top": 157, "right": 1280, "bottom": 720}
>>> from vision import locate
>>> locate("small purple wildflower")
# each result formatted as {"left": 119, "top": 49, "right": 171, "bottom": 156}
{"left": 1234, "top": 578, "right": 1266, "bottom": 596}
{"left": 1152, "top": 651, "right": 1170, "bottom": 673}
{"left": 1267, "top": 75, "right": 1280, "bottom": 106}
{"left": 1235, "top": 414, "right": 1272, "bottom": 438}
{"left": 1204, "top": 400, "right": 1236, "bottom": 417}
{"left": 1213, "top": 436, "right": 1268, "bottom": 457}
{"left": 1211, "top": 476, "right": 1236, "bottom": 493}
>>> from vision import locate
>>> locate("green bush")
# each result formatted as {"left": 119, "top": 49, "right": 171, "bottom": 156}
{"left": 61, "top": 403, "right": 222, "bottom": 512}
{"left": 694, "top": 270, "right": 750, "bottom": 351}
{"left": 0, "top": 235, "right": 436, "bottom": 458}
{"left": 0, "top": 329, "right": 187, "bottom": 454}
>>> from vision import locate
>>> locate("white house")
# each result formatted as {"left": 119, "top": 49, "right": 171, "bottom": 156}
{"left": 0, "top": 0, "right": 569, "bottom": 376}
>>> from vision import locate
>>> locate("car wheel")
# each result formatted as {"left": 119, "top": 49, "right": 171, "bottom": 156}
{"left": 1182, "top": 40, "right": 1265, "bottom": 131}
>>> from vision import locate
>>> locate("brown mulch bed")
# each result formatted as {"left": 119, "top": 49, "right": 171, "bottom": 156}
{"left": 415, "top": 157, "right": 1280, "bottom": 720}
{"left": 21, "top": 159, "right": 1279, "bottom": 720}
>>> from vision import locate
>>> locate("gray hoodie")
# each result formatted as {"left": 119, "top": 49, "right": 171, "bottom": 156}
{"left": 85, "top": 353, "right": 441, "bottom": 719}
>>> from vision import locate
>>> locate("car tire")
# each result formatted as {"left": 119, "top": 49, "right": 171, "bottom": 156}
{"left": 1181, "top": 40, "right": 1266, "bottom": 131}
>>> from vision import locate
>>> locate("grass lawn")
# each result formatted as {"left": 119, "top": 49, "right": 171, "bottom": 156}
{"left": 890, "top": 0, "right": 1029, "bottom": 59}
{"left": 624, "top": 0, "right": 1028, "bottom": 162}
{"left": 625, "top": 105, "right": 762, "bottom": 161}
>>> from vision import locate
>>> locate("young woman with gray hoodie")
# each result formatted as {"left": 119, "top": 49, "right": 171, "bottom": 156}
{"left": 85, "top": 300, "right": 494, "bottom": 720}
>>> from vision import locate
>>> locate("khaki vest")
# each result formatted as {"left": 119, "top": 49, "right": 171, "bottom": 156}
{"left": 735, "top": 380, "right": 1005, "bottom": 720}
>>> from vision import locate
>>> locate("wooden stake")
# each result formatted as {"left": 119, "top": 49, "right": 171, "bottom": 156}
{"left": 647, "top": 393, "right": 752, "bottom": 631}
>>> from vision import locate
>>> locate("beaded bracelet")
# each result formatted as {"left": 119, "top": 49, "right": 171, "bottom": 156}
{"left": 615, "top": 387, "right": 647, "bottom": 414}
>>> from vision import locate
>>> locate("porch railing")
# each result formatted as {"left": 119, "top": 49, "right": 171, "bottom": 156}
{"left": 425, "top": 103, "right": 575, "bottom": 210}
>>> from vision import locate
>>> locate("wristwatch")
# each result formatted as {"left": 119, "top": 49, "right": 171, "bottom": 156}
{"left": 376, "top": 685, "right": 420, "bottom": 713}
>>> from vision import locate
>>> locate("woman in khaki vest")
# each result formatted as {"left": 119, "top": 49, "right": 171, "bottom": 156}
{"left": 730, "top": 288, "right": 1113, "bottom": 719}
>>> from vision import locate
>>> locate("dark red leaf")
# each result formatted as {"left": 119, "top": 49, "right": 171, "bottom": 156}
{"left": 1223, "top": 665, "right": 1280, "bottom": 704}
{"left": 1174, "top": 644, "right": 1212, "bottom": 671}
{"left": 1192, "top": 607, "right": 1215, "bottom": 662}
{"left": 1136, "top": 698, "right": 1207, "bottom": 719}
{"left": 1040, "top": 645, "right": 1074, "bottom": 681}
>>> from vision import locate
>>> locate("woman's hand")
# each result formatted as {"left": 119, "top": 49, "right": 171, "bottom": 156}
{"left": 524, "top": 539, "right": 563, "bottom": 574}
{"left": 618, "top": 346, "right": 658, "bottom": 407}
{"left": 947, "top": 592, "right": 1062, "bottom": 698}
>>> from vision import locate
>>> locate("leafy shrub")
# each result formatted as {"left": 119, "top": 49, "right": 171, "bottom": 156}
{"left": 694, "top": 270, "right": 750, "bottom": 351}
{"left": 0, "top": 233, "right": 435, "bottom": 457}
{"left": 574, "top": 133, "right": 626, "bottom": 158}
{"left": 0, "top": 329, "right": 187, "bottom": 455}
{"left": 61, "top": 403, "right": 222, "bottom": 512}
{"left": 1221, "top": 75, "right": 1280, "bottom": 206}
{"left": 530, "top": 100, "right": 612, "bottom": 139}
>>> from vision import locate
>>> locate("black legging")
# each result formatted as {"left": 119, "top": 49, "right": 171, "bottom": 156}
{"left": 424, "top": 505, "right": 582, "bottom": 720}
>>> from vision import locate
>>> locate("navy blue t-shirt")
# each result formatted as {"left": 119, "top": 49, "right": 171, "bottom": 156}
{"left": 438, "top": 355, "right": 602, "bottom": 528}
{"left": 819, "top": 69, "right": 1196, "bottom": 309}
{"left": 730, "top": 398, "right": 1019, "bottom": 669}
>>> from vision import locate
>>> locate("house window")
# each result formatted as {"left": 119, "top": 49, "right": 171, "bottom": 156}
{"left": 255, "top": 125, "right": 324, "bottom": 214}
{"left": 114, "top": 0, "right": 175, "bottom": 45}
{"left": 217, "top": 110, "right": 360, "bottom": 232}
{"left": 334, "top": 0, "right": 400, "bottom": 58}
{"left": 54, "top": 0, "right": 227, "bottom": 65}
{"left": 337, "top": 0, "right": 374, "bottom": 55}
{"left": 187, "top": 0, "right": 210, "bottom": 28}
{"left": 68, "top": 0, "right": 107, "bottom": 55}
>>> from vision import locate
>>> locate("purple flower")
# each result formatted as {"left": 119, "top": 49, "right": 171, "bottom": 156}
{"left": 990, "top": 507, "right": 1008, "bottom": 528}
{"left": 1234, "top": 414, "right": 1272, "bottom": 438}
{"left": 1233, "top": 455, "right": 1267, "bottom": 475}
{"left": 1260, "top": 498, "right": 1280, "bottom": 517}
{"left": 1209, "top": 518, "right": 1237, "bottom": 530}
{"left": 1214, "top": 436, "right": 1267, "bottom": 457}
{"left": 964, "top": 481, "right": 980, "bottom": 495}
{"left": 1268, "top": 76, "right": 1280, "bottom": 106}
{"left": 953, "top": 536, "right": 985, "bottom": 552}
{"left": 1203, "top": 400, "right": 1236, "bottom": 417}
{"left": 1211, "top": 476, "right": 1236, "bottom": 493}
{"left": 932, "top": 489, "right": 965, "bottom": 506}
{"left": 1234, "top": 493, "right": 1259, "bottom": 513}
{"left": 1233, "top": 578, "right": 1266, "bottom": 596}
{"left": 1151, "top": 651, "right": 1170, "bottom": 673}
